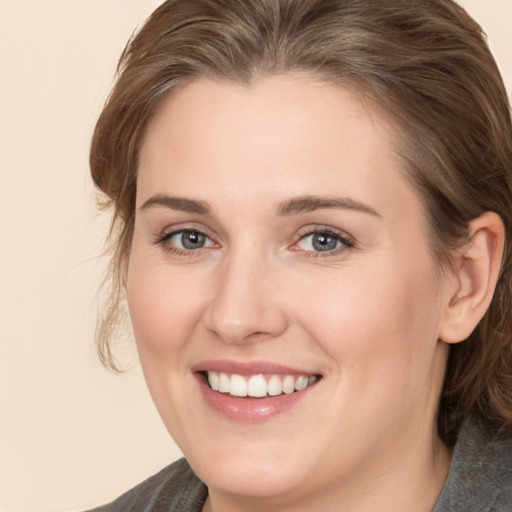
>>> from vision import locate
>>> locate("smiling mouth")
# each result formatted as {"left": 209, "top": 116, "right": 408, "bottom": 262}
{"left": 204, "top": 371, "right": 319, "bottom": 398}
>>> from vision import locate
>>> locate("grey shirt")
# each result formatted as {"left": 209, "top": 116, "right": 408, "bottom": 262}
{"left": 89, "top": 417, "right": 511, "bottom": 511}
{"left": 432, "top": 417, "right": 512, "bottom": 511}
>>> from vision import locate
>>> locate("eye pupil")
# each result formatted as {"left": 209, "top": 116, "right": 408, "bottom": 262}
{"left": 312, "top": 233, "right": 338, "bottom": 251}
{"left": 181, "top": 231, "right": 205, "bottom": 249}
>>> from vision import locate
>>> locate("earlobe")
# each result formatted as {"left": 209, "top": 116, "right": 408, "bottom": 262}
{"left": 439, "top": 212, "right": 505, "bottom": 344}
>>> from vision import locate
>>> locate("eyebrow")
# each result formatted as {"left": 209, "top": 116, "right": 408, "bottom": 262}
{"left": 140, "top": 195, "right": 210, "bottom": 214}
{"left": 139, "top": 194, "right": 380, "bottom": 218}
{"left": 277, "top": 195, "right": 380, "bottom": 217}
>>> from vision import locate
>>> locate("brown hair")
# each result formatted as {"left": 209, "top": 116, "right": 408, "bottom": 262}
{"left": 90, "top": 0, "right": 512, "bottom": 443}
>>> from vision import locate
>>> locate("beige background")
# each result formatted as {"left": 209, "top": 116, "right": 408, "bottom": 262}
{"left": 0, "top": 1, "right": 510, "bottom": 511}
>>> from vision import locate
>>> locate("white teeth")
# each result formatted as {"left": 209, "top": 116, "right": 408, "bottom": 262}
{"left": 267, "top": 375, "right": 283, "bottom": 396}
{"left": 295, "top": 375, "right": 309, "bottom": 391}
{"left": 208, "top": 371, "right": 219, "bottom": 391}
{"left": 230, "top": 374, "right": 248, "bottom": 397}
{"left": 282, "top": 375, "right": 295, "bottom": 394}
{"left": 218, "top": 372, "right": 230, "bottom": 393}
{"left": 247, "top": 375, "right": 267, "bottom": 397}
{"left": 206, "top": 372, "right": 318, "bottom": 397}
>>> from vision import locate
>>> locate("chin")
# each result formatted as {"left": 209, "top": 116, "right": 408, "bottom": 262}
{"left": 190, "top": 453, "right": 310, "bottom": 499}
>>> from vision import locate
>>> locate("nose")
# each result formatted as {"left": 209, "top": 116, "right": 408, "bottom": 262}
{"left": 203, "top": 251, "right": 288, "bottom": 345}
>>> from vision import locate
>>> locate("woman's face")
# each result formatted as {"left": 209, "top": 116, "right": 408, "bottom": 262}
{"left": 128, "top": 76, "right": 455, "bottom": 505}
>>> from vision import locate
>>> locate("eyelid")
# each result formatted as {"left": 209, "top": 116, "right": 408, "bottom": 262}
{"left": 155, "top": 222, "right": 214, "bottom": 241}
{"left": 153, "top": 223, "right": 220, "bottom": 254}
{"left": 290, "top": 225, "right": 355, "bottom": 256}
{"left": 168, "top": 230, "right": 215, "bottom": 247}
{"left": 151, "top": 222, "right": 354, "bottom": 257}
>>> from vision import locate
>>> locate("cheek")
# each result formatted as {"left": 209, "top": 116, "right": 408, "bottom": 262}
{"left": 125, "top": 253, "right": 210, "bottom": 431}
{"left": 293, "top": 260, "right": 443, "bottom": 388}
{"left": 126, "top": 253, "right": 207, "bottom": 361}
{"left": 300, "top": 270, "right": 444, "bottom": 442}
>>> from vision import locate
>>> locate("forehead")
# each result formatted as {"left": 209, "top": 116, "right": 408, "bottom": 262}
{"left": 137, "top": 75, "right": 420, "bottom": 223}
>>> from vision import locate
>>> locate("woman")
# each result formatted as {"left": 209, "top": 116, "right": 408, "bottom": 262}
{"left": 89, "top": 0, "right": 512, "bottom": 510}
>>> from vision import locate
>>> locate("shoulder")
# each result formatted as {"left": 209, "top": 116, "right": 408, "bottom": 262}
{"left": 85, "top": 458, "right": 207, "bottom": 512}
{"left": 433, "top": 416, "right": 512, "bottom": 512}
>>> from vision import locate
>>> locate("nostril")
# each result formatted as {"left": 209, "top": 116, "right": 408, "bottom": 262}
{"left": 202, "top": 276, "right": 289, "bottom": 345}
{"left": 244, "top": 331, "right": 274, "bottom": 342}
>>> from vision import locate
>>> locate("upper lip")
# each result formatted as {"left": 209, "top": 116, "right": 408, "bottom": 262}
{"left": 190, "top": 359, "right": 318, "bottom": 376}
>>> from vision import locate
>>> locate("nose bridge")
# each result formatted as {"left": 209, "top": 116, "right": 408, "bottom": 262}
{"left": 204, "top": 242, "right": 287, "bottom": 344}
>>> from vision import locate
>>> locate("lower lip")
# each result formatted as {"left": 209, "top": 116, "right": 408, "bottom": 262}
{"left": 195, "top": 374, "right": 316, "bottom": 423}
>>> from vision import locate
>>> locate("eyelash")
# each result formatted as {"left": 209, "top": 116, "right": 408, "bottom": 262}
{"left": 292, "top": 226, "right": 355, "bottom": 257}
{"left": 154, "top": 226, "right": 355, "bottom": 258}
{"left": 154, "top": 226, "right": 218, "bottom": 257}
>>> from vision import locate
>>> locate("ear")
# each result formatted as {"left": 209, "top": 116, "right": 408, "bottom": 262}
{"left": 439, "top": 212, "right": 505, "bottom": 344}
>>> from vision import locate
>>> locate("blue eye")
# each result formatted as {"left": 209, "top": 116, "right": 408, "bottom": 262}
{"left": 296, "top": 231, "right": 351, "bottom": 253}
{"left": 166, "top": 230, "right": 214, "bottom": 250}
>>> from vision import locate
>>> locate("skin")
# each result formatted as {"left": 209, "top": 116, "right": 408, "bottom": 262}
{"left": 127, "top": 75, "right": 460, "bottom": 512}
